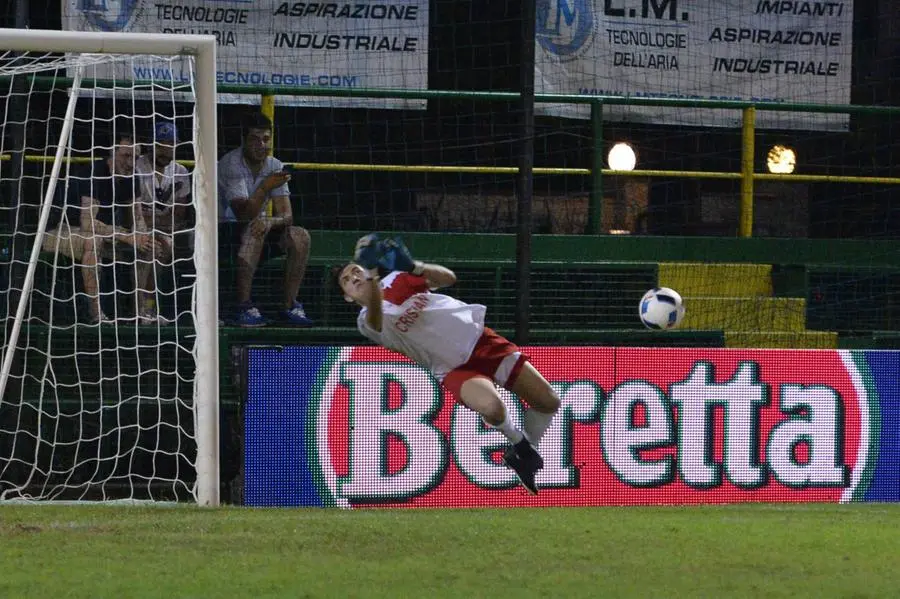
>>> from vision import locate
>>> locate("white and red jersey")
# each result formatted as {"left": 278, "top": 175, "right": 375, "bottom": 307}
{"left": 357, "top": 271, "right": 486, "bottom": 380}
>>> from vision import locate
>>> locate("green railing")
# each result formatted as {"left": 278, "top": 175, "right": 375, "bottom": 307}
{"left": 11, "top": 77, "right": 900, "bottom": 237}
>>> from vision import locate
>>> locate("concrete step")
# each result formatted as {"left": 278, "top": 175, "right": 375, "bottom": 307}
{"left": 658, "top": 262, "right": 773, "bottom": 298}
{"left": 724, "top": 330, "right": 838, "bottom": 349}
{"left": 681, "top": 296, "right": 807, "bottom": 331}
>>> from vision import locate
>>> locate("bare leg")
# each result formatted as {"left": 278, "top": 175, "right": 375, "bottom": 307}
{"left": 281, "top": 226, "right": 310, "bottom": 309}
{"left": 135, "top": 236, "right": 173, "bottom": 315}
{"left": 236, "top": 224, "right": 267, "bottom": 305}
{"left": 80, "top": 241, "right": 102, "bottom": 321}
{"left": 509, "top": 362, "right": 560, "bottom": 444}
{"left": 135, "top": 261, "right": 149, "bottom": 306}
{"left": 458, "top": 376, "right": 508, "bottom": 425}
{"left": 461, "top": 374, "right": 541, "bottom": 494}
{"left": 509, "top": 363, "right": 560, "bottom": 413}
{"left": 235, "top": 259, "right": 255, "bottom": 304}
{"left": 135, "top": 253, "right": 155, "bottom": 313}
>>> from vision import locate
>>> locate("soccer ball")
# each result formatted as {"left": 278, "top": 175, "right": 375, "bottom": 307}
{"left": 639, "top": 287, "right": 685, "bottom": 330}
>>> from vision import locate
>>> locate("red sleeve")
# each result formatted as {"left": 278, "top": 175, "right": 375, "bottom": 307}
{"left": 382, "top": 272, "right": 429, "bottom": 305}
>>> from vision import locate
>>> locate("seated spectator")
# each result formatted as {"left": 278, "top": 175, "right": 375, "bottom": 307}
{"left": 42, "top": 134, "right": 162, "bottom": 324}
{"left": 218, "top": 112, "right": 313, "bottom": 327}
{"left": 133, "top": 120, "right": 192, "bottom": 325}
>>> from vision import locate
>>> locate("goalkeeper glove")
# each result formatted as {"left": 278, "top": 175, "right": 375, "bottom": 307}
{"left": 353, "top": 233, "right": 382, "bottom": 270}
{"left": 379, "top": 237, "right": 424, "bottom": 275}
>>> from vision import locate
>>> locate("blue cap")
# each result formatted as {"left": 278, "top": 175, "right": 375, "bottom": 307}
{"left": 154, "top": 121, "right": 177, "bottom": 143}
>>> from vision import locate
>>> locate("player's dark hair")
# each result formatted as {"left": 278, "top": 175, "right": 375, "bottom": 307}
{"left": 329, "top": 263, "right": 388, "bottom": 298}
{"left": 329, "top": 263, "right": 350, "bottom": 296}
{"left": 241, "top": 112, "right": 273, "bottom": 140}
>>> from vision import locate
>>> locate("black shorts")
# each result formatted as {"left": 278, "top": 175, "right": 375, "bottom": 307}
{"left": 218, "top": 221, "right": 285, "bottom": 263}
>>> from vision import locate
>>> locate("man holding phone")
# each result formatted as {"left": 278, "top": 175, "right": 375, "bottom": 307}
{"left": 218, "top": 112, "right": 313, "bottom": 327}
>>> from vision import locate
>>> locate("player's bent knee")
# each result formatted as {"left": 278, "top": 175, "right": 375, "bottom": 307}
{"left": 512, "top": 362, "right": 560, "bottom": 413}
{"left": 479, "top": 402, "right": 506, "bottom": 427}
{"left": 457, "top": 375, "right": 505, "bottom": 424}
{"left": 544, "top": 388, "right": 561, "bottom": 413}
{"left": 529, "top": 386, "right": 561, "bottom": 414}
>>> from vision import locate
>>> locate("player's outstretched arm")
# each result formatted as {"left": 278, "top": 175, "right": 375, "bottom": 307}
{"left": 353, "top": 234, "right": 385, "bottom": 331}
{"left": 379, "top": 237, "right": 458, "bottom": 289}
{"left": 362, "top": 270, "right": 383, "bottom": 332}
{"left": 418, "top": 262, "right": 456, "bottom": 289}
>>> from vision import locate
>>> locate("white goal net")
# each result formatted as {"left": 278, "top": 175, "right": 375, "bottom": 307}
{"left": 0, "top": 30, "right": 218, "bottom": 504}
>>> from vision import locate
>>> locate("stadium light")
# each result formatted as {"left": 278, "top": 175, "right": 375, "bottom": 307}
{"left": 607, "top": 142, "right": 637, "bottom": 171}
{"left": 767, "top": 144, "right": 797, "bottom": 174}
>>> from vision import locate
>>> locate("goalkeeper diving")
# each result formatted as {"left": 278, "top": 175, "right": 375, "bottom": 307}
{"left": 336, "top": 234, "right": 560, "bottom": 494}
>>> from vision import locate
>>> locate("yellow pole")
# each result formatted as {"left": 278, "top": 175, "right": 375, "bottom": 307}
{"left": 739, "top": 106, "right": 755, "bottom": 237}
{"left": 261, "top": 93, "right": 275, "bottom": 216}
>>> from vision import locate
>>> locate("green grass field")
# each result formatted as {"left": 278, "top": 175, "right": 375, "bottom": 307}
{"left": 1, "top": 503, "right": 898, "bottom": 598}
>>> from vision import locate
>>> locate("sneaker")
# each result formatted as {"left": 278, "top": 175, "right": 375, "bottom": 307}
{"left": 137, "top": 308, "right": 172, "bottom": 326}
{"left": 90, "top": 311, "right": 113, "bottom": 325}
{"left": 281, "top": 301, "right": 314, "bottom": 327}
{"left": 237, "top": 303, "right": 267, "bottom": 328}
{"left": 502, "top": 439, "right": 544, "bottom": 495}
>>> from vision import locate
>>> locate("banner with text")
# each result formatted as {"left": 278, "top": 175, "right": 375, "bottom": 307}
{"left": 62, "top": 0, "right": 428, "bottom": 109}
{"left": 535, "top": 0, "right": 853, "bottom": 129}
{"left": 242, "top": 346, "right": 900, "bottom": 508}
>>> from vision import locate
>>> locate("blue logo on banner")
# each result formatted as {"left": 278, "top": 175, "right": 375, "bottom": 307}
{"left": 79, "top": 0, "right": 139, "bottom": 32}
{"left": 536, "top": 0, "right": 594, "bottom": 58}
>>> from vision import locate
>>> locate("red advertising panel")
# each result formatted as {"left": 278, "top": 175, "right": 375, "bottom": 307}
{"left": 292, "top": 346, "right": 873, "bottom": 508}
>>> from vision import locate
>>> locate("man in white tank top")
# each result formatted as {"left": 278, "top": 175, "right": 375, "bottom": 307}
{"left": 337, "top": 235, "right": 560, "bottom": 495}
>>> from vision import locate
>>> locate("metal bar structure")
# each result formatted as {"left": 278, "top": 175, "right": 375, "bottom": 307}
{"left": 21, "top": 76, "right": 900, "bottom": 115}
{"left": 0, "top": 29, "right": 221, "bottom": 507}
{"left": 13, "top": 77, "right": 900, "bottom": 240}
{"left": 515, "top": 0, "right": 536, "bottom": 344}
{"left": 7, "top": 156, "right": 900, "bottom": 185}
{"left": 589, "top": 102, "right": 604, "bottom": 235}
{"left": 740, "top": 107, "right": 756, "bottom": 238}
{"left": 260, "top": 93, "right": 276, "bottom": 216}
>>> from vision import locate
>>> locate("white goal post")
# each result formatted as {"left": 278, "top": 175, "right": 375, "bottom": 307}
{"left": 0, "top": 29, "right": 219, "bottom": 506}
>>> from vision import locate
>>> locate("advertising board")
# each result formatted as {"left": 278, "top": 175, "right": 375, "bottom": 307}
{"left": 244, "top": 346, "right": 899, "bottom": 507}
